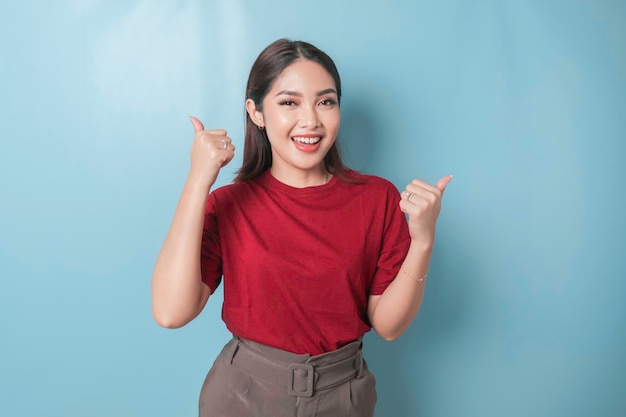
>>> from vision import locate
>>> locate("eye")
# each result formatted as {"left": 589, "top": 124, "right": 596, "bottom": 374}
{"left": 319, "top": 98, "right": 337, "bottom": 106}
{"left": 279, "top": 100, "right": 297, "bottom": 106}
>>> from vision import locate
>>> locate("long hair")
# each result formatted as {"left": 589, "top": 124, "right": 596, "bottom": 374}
{"left": 234, "top": 39, "right": 353, "bottom": 183}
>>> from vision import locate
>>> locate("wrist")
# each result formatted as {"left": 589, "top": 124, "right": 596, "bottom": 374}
{"left": 184, "top": 173, "right": 213, "bottom": 194}
{"left": 400, "top": 267, "right": 428, "bottom": 283}
{"left": 408, "top": 237, "right": 434, "bottom": 253}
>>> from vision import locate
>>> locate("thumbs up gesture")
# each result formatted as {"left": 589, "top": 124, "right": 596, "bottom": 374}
{"left": 399, "top": 176, "right": 452, "bottom": 246}
{"left": 188, "top": 116, "right": 235, "bottom": 188}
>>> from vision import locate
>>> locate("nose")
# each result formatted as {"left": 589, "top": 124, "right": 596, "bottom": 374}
{"left": 298, "top": 105, "right": 319, "bottom": 128}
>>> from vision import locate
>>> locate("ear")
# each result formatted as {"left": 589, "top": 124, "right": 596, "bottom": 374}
{"left": 245, "top": 98, "right": 265, "bottom": 129}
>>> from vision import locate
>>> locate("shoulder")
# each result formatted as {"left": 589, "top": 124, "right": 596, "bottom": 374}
{"left": 340, "top": 170, "right": 400, "bottom": 194}
{"left": 209, "top": 180, "right": 259, "bottom": 198}
{"left": 206, "top": 180, "right": 259, "bottom": 210}
{"left": 210, "top": 181, "right": 249, "bottom": 196}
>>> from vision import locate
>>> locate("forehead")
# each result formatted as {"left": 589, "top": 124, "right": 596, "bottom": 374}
{"left": 269, "top": 59, "right": 336, "bottom": 92}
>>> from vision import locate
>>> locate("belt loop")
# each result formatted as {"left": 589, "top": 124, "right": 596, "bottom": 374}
{"left": 356, "top": 350, "right": 364, "bottom": 379}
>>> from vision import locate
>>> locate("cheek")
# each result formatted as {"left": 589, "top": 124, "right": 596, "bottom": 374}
{"left": 324, "top": 111, "right": 341, "bottom": 133}
{"left": 264, "top": 115, "right": 295, "bottom": 145}
{"left": 265, "top": 111, "right": 295, "bottom": 132}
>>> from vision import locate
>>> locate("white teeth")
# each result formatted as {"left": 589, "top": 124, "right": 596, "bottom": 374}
{"left": 292, "top": 136, "right": 321, "bottom": 144}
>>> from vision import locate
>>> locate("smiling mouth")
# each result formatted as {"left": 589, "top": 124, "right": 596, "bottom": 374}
{"left": 292, "top": 136, "right": 321, "bottom": 144}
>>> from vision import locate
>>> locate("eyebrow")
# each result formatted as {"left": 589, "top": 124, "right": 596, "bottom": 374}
{"left": 275, "top": 88, "right": 337, "bottom": 97}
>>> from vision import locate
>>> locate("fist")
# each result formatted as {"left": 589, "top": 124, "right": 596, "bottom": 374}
{"left": 399, "top": 176, "right": 452, "bottom": 246}
{"left": 188, "top": 116, "right": 235, "bottom": 187}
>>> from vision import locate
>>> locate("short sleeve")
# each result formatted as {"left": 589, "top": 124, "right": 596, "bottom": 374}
{"left": 368, "top": 184, "right": 410, "bottom": 295}
{"left": 201, "top": 193, "right": 223, "bottom": 293}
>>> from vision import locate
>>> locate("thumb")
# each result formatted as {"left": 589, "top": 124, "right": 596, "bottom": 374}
{"left": 189, "top": 116, "right": 204, "bottom": 132}
{"left": 436, "top": 175, "right": 453, "bottom": 193}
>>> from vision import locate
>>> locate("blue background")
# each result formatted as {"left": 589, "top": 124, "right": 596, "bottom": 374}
{"left": 1, "top": 1, "right": 624, "bottom": 416}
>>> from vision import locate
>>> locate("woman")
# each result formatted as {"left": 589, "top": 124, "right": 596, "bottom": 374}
{"left": 152, "top": 38, "right": 451, "bottom": 417}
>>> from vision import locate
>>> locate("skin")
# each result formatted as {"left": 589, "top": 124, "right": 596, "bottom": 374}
{"left": 150, "top": 119, "right": 233, "bottom": 328}
{"left": 151, "top": 58, "right": 452, "bottom": 342}
{"left": 246, "top": 59, "right": 341, "bottom": 188}
{"left": 367, "top": 175, "right": 452, "bottom": 340}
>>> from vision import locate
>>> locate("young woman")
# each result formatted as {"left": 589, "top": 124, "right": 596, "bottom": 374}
{"left": 152, "top": 38, "right": 451, "bottom": 417}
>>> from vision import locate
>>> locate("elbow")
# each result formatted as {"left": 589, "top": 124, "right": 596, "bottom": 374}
{"left": 152, "top": 307, "right": 190, "bottom": 329}
{"left": 154, "top": 316, "right": 185, "bottom": 329}
{"left": 372, "top": 321, "right": 409, "bottom": 342}
{"left": 376, "top": 329, "right": 402, "bottom": 342}
{"left": 151, "top": 276, "right": 208, "bottom": 329}
{"left": 382, "top": 333, "right": 401, "bottom": 342}
{"left": 371, "top": 323, "right": 404, "bottom": 342}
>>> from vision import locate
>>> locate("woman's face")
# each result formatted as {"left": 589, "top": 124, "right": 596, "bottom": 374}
{"left": 247, "top": 59, "right": 340, "bottom": 183}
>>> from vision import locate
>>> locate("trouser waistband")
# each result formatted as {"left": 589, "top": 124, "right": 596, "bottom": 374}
{"left": 226, "top": 337, "right": 364, "bottom": 398}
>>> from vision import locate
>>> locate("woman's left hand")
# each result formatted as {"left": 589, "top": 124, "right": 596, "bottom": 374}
{"left": 399, "top": 176, "right": 452, "bottom": 247}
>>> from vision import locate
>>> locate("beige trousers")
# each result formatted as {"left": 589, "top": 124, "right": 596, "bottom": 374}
{"left": 199, "top": 337, "right": 377, "bottom": 417}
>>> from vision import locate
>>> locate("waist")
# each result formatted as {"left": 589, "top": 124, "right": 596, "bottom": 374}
{"left": 226, "top": 336, "right": 364, "bottom": 398}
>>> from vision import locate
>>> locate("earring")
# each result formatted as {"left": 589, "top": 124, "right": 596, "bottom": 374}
{"left": 258, "top": 125, "right": 264, "bottom": 131}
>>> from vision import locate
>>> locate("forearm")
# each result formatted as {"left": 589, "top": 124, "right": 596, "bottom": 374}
{"left": 368, "top": 241, "right": 432, "bottom": 341}
{"left": 151, "top": 178, "right": 212, "bottom": 328}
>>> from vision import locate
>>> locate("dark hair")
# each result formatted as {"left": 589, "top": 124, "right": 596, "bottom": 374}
{"left": 234, "top": 38, "right": 353, "bottom": 183}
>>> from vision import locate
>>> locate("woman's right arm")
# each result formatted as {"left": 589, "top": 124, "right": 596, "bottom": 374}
{"left": 151, "top": 117, "right": 235, "bottom": 328}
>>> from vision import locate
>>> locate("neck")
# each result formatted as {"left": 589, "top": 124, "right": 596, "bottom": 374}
{"left": 269, "top": 166, "right": 331, "bottom": 188}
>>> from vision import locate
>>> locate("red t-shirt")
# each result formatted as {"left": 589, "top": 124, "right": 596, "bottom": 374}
{"left": 201, "top": 170, "right": 410, "bottom": 355}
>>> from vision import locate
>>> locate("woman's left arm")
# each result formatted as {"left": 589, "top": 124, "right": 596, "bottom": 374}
{"left": 367, "top": 176, "right": 452, "bottom": 341}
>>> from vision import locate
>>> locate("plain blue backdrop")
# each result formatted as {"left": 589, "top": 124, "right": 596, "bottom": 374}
{"left": 1, "top": 1, "right": 624, "bottom": 416}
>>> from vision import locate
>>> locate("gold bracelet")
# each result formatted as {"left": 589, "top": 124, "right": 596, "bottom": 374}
{"left": 400, "top": 267, "right": 428, "bottom": 283}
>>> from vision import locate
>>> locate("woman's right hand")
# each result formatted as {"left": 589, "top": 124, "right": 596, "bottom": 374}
{"left": 151, "top": 116, "right": 232, "bottom": 328}
{"left": 188, "top": 116, "right": 235, "bottom": 188}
